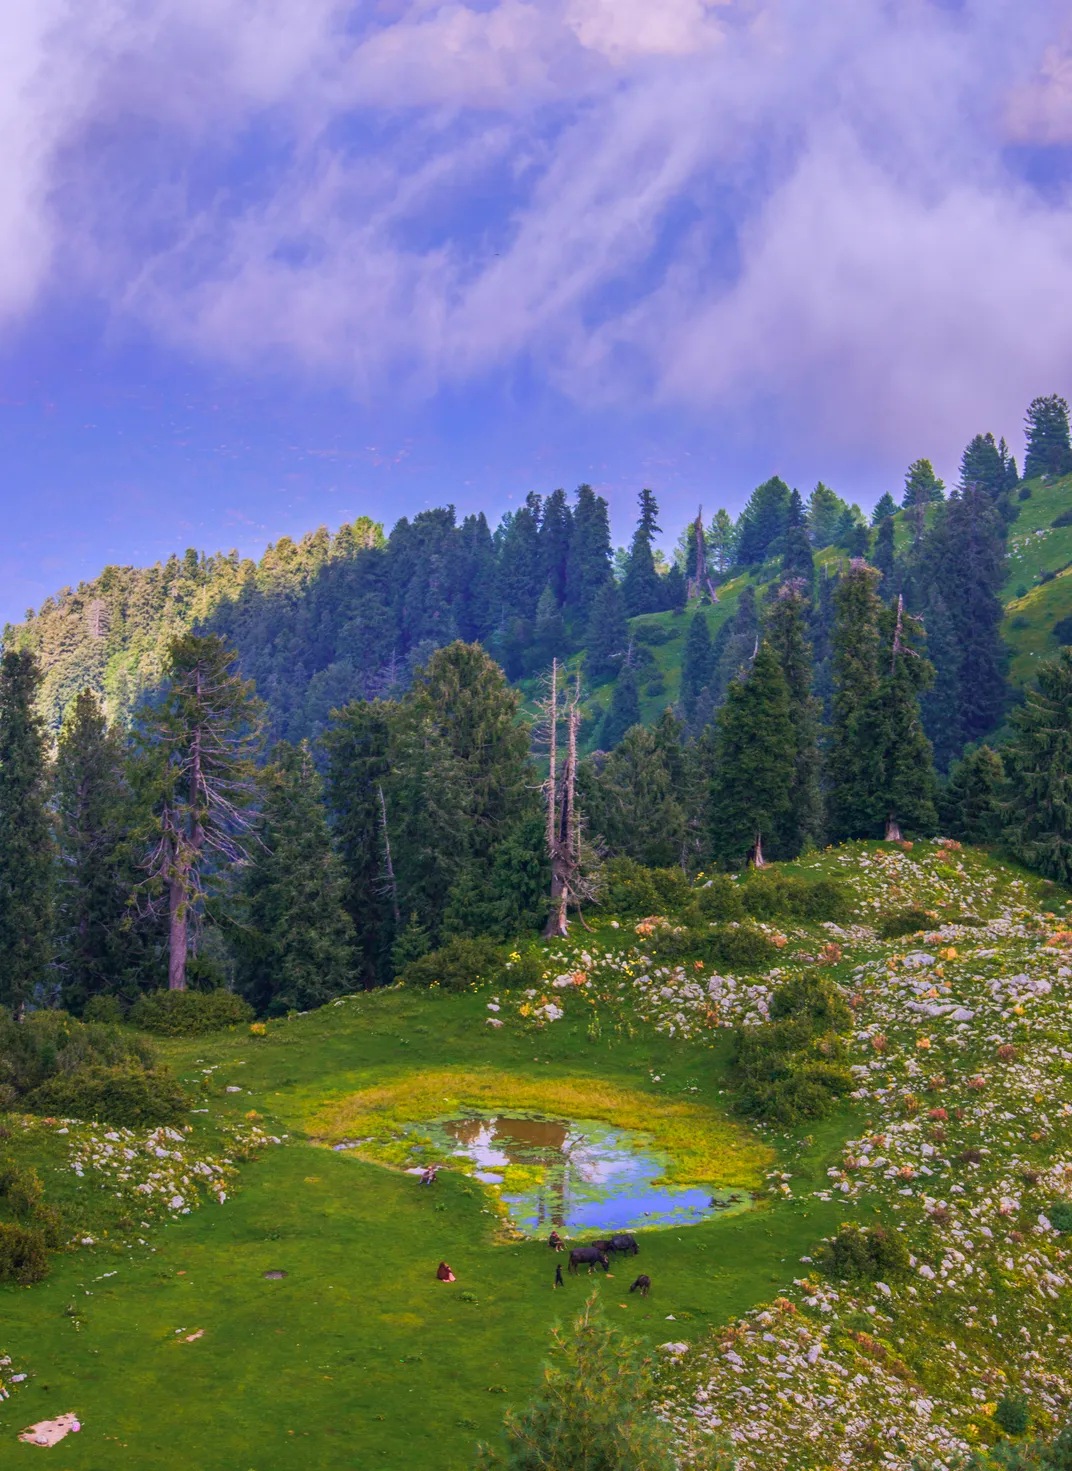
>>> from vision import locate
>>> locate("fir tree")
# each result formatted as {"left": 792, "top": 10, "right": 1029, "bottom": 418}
{"left": 940, "top": 745, "right": 1004, "bottom": 844}
{"left": 960, "top": 431, "right": 1014, "bottom": 497}
{"left": 583, "top": 724, "right": 686, "bottom": 869}
{"left": 54, "top": 690, "right": 137, "bottom": 1013}
{"left": 1023, "top": 394, "right": 1072, "bottom": 480}
{"left": 708, "top": 508, "right": 735, "bottom": 574}
{"left": 1004, "top": 649, "right": 1072, "bottom": 881}
{"left": 599, "top": 666, "right": 641, "bottom": 750}
{"left": 709, "top": 642, "right": 795, "bottom": 867}
{"left": 680, "top": 610, "right": 714, "bottom": 720}
{"left": 712, "top": 585, "right": 760, "bottom": 702}
{"left": 663, "top": 562, "right": 687, "bottom": 611}
{"left": 622, "top": 489, "right": 664, "bottom": 616}
{"left": 538, "top": 489, "right": 573, "bottom": 606}
{"left": 874, "top": 597, "right": 937, "bottom": 840}
{"left": 564, "top": 485, "right": 613, "bottom": 619}
{"left": 918, "top": 584, "right": 963, "bottom": 770}
{"left": 0, "top": 651, "right": 53, "bottom": 1010}
{"left": 137, "top": 634, "right": 264, "bottom": 991}
{"left": 496, "top": 494, "right": 544, "bottom": 622}
{"left": 902, "top": 459, "right": 945, "bottom": 506}
{"left": 766, "top": 585, "right": 823, "bottom": 852}
{"left": 237, "top": 741, "right": 355, "bottom": 1015}
{"left": 735, "top": 477, "right": 792, "bottom": 565}
{"left": 532, "top": 584, "right": 568, "bottom": 669}
{"left": 827, "top": 563, "right": 884, "bottom": 842}
{"left": 872, "top": 515, "right": 896, "bottom": 586}
{"left": 781, "top": 522, "right": 815, "bottom": 589}
{"left": 871, "top": 493, "right": 898, "bottom": 523}
{"left": 584, "top": 580, "right": 629, "bottom": 684}
{"left": 806, "top": 482, "right": 847, "bottom": 549}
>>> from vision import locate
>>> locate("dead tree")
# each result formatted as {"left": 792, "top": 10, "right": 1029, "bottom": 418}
{"left": 377, "top": 782, "right": 401, "bottom": 926}
{"left": 538, "top": 662, "right": 594, "bottom": 937}
{"left": 686, "top": 507, "right": 719, "bottom": 603}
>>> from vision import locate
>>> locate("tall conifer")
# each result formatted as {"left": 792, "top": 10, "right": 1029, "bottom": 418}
{"left": 766, "top": 586, "right": 823, "bottom": 852}
{"left": 874, "top": 597, "right": 937, "bottom": 840}
{"left": 1023, "top": 395, "right": 1072, "bottom": 480}
{"left": 827, "top": 563, "right": 883, "bottom": 841}
{"left": 1003, "top": 649, "right": 1072, "bottom": 881}
{"left": 680, "top": 610, "right": 713, "bottom": 720}
{"left": 599, "top": 666, "right": 641, "bottom": 750}
{"left": 709, "top": 642, "right": 794, "bottom": 867}
{"left": 565, "top": 485, "right": 612, "bottom": 619}
{"left": 584, "top": 580, "right": 629, "bottom": 684}
{"left": 622, "top": 489, "right": 665, "bottom": 616}
{"left": 0, "top": 651, "right": 53, "bottom": 1010}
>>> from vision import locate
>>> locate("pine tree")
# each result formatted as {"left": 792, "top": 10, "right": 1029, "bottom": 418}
{"left": 781, "top": 522, "right": 815, "bottom": 589}
{"left": 1023, "top": 394, "right": 1072, "bottom": 480}
{"left": 874, "top": 597, "right": 937, "bottom": 840}
{"left": 0, "top": 651, "right": 53, "bottom": 1010}
{"left": 237, "top": 741, "right": 355, "bottom": 1015}
{"left": 599, "top": 666, "right": 641, "bottom": 750}
{"left": 137, "top": 634, "right": 263, "bottom": 991}
{"left": 583, "top": 724, "right": 686, "bottom": 869}
{"left": 680, "top": 610, "right": 714, "bottom": 719}
{"left": 584, "top": 580, "right": 629, "bottom": 684}
{"left": 918, "top": 584, "right": 963, "bottom": 770}
{"left": 622, "top": 489, "right": 664, "bottom": 616}
{"left": 827, "top": 563, "right": 884, "bottom": 842}
{"left": 709, "top": 642, "right": 795, "bottom": 867}
{"left": 960, "top": 432, "right": 1011, "bottom": 497}
{"left": 1004, "top": 649, "right": 1072, "bottom": 881}
{"left": 735, "top": 478, "right": 792, "bottom": 565}
{"left": 538, "top": 489, "right": 573, "bottom": 606}
{"left": 663, "top": 562, "right": 687, "bottom": 611}
{"left": 564, "top": 485, "right": 612, "bottom": 620}
{"left": 496, "top": 494, "right": 544, "bottom": 622}
{"left": 871, "top": 493, "right": 898, "bottom": 523}
{"left": 872, "top": 515, "right": 896, "bottom": 586}
{"left": 708, "top": 508, "right": 735, "bottom": 575}
{"left": 940, "top": 746, "right": 1004, "bottom": 843}
{"left": 54, "top": 690, "right": 138, "bottom": 1013}
{"left": 532, "top": 584, "right": 568, "bottom": 669}
{"left": 711, "top": 585, "right": 759, "bottom": 702}
{"left": 902, "top": 459, "right": 945, "bottom": 506}
{"left": 766, "top": 586, "right": 823, "bottom": 852}
{"left": 806, "top": 482, "right": 847, "bottom": 549}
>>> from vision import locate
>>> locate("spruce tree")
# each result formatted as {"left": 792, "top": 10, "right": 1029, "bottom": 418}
{"left": 237, "top": 741, "right": 355, "bottom": 1015}
{"left": 709, "top": 642, "right": 795, "bottom": 867}
{"left": 584, "top": 580, "right": 629, "bottom": 684}
{"left": 564, "top": 484, "right": 612, "bottom": 620}
{"left": 496, "top": 493, "right": 544, "bottom": 622}
{"left": 827, "top": 563, "right": 884, "bottom": 842}
{"left": 1023, "top": 394, "right": 1072, "bottom": 480}
{"left": 902, "top": 459, "right": 945, "bottom": 506}
{"left": 874, "top": 597, "right": 937, "bottom": 840}
{"left": 766, "top": 585, "right": 823, "bottom": 853}
{"left": 663, "top": 561, "right": 687, "bottom": 611}
{"left": 680, "top": 610, "right": 713, "bottom": 719}
{"left": 735, "top": 477, "right": 792, "bottom": 564}
{"left": 712, "top": 585, "right": 759, "bottom": 701}
{"left": 871, "top": 493, "right": 898, "bottom": 523}
{"left": 872, "top": 515, "right": 896, "bottom": 586}
{"left": 538, "top": 489, "right": 573, "bottom": 605}
{"left": 583, "top": 724, "right": 686, "bottom": 868}
{"left": 137, "top": 633, "right": 263, "bottom": 990}
{"left": 532, "top": 584, "right": 568, "bottom": 669}
{"left": 781, "top": 523, "right": 815, "bottom": 589}
{"left": 0, "top": 651, "right": 53, "bottom": 1010}
{"left": 960, "top": 432, "right": 1011, "bottom": 497}
{"left": 1003, "top": 649, "right": 1072, "bottom": 881}
{"left": 708, "top": 508, "right": 734, "bottom": 574}
{"left": 599, "top": 666, "right": 641, "bottom": 750}
{"left": 54, "top": 689, "right": 136, "bottom": 1013}
{"left": 622, "top": 489, "right": 664, "bottom": 616}
{"left": 806, "top": 482, "right": 846, "bottom": 549}
{"left": 940, "top": 745, "right": 1004, "bottom": 843}
{"left": 918, "top": 584, "right": 963, "bottom": 771}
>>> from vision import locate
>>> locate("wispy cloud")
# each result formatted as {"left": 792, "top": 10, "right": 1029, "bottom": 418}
{"left": 3, "top": 0, "right": 1072, "bottom": 461}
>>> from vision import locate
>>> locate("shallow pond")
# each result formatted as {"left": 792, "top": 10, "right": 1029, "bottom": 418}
{"left": 414, "top": 1111, "right": 752, "bottom": 1236}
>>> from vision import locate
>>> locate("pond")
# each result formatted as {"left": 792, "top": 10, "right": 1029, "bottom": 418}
{"left": 413, "top": 1111, "right": 752, "bottom": 1236}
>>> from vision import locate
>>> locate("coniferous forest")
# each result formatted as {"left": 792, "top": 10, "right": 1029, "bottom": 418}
{"left": 1, "top": 392, "right": 1072, "bottom": 1018}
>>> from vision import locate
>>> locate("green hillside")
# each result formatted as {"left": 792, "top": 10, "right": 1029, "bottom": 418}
{"left": 3, "top": 842, "right": 1071, "bottom": 1468}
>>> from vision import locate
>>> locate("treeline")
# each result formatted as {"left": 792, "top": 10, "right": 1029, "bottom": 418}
{"left": 10, "top": 393, "right": 1072, "bottom": 762}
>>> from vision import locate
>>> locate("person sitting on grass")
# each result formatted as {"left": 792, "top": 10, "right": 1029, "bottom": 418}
{"left": 436, "top": 1261, "right": 456, "bottom": 1282}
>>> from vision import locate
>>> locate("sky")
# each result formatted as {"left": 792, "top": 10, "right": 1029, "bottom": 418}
{"left": 3, "top": 0, "right": 1072, "bottom": 625}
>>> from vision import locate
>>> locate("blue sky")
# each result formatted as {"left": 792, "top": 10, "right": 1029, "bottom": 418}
{"left": 3, "top": 0, "right": 1072, "bottom": 626}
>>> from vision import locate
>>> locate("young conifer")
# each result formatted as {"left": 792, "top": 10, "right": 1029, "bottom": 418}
{"left": 0, "top": 651, "right": 53, "bottom": 1010}
{"left": 709, "top": 642, "right": 794, "bottom": 868}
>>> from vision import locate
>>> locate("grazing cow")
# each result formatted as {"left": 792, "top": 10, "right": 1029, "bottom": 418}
{"left": 628, "top": 1274, "right": 651, "bottom": 1296}
{"left": 548, "top": 1230, "right": 564, "bottom": 1252}
{"left": 568, "top": 1247, "right": 610, "bottom": 1275}
{"left": 609, "top": 1233, "right": 639, "bottom": 1256}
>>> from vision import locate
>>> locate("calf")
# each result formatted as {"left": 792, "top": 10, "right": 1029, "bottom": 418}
{"left": 628, "top": 1273, "right": 651, "bottom": 1296}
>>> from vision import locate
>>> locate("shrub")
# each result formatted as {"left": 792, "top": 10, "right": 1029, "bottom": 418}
{"left": 0, "top": 1222, "right": 49, "bottom": 1285}
{"left": 631, "top": 622, "right": 674, "bottom": 646}
{"left": 0, "top": 1007, "right": 156, "bottom": 1099}
{"left": 1049, "top": 1200, "right": 1072, "bottom": 1233}
{"left": 1054, "top": 615, "right": 1072, "bottom": 647}
{"left": 601, "top": 859, "right": 691, "bottom": 918}
{"left": 26, "top": 1062, "right": 189, "bottom": 1127}
{"left": 129, "top": 989, "right": 254, "bottom": 1036}
{"left": 732, "top": 974, "right": 853, "bottom": 1123}
{"left": 0, "top": 1159, "right": 64, "bottom": 1248}
{"left": 876, "top": 907, "right": 933, "bottom": 939}
{"left": 1052, "top": 508, "right": 1072, "bottom": 528}
{"left": 685, "top": 875, "right": 745, "bottom": 924}
{"left": 995, "top": 1391, "right": 1030, "bottom": 1437}
{"left": 708, "top": 924, "right": 780, "bottom": 970}
{"left": 740, "top": 873, "right": 853, "bottom": 923}
{"left": 82, "top": 995, "right": 124, "bottom": 1024}
{"left": 770, "top": 974, "right": 853, "bottom": 1032}
{"left": 815, "top": 1224, "right": 910, "bottom": 1281}
{"left": 499, "top": 946, "right": 548, "bottom": 991}
{"left": 399, "top": 937, "right": 504, "bottom": 992}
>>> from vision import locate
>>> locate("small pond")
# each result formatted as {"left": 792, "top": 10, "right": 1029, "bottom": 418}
{"left": 413, "top": 1112, "right": 752, "bottom": 1236}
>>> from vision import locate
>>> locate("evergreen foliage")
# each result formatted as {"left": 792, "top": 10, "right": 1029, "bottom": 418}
{"left": 827, "top": 564, "right": 884, "bottom": 842}
{"left": 736, "top": 477, "right": 792, "bottom": 564}
{"left": 806, "top": 482, "right": 847, "bottom": 550}
{"left": 941, "top": 745, "right": 1005, "bottom": 844}
{"left": 236, "top": 741, "right": 355, "bottom": 1015}
{"left": 1024, "top": 394, "right": 1072, "bottom": 480}
{"left": 1003, "top": 649, "right": 1072, "bottom": 882}
{"left": 565, "top": 485, "right": 613, "bottom": 619}
{"left": 599, "top": 666, "right": 641, "bottom": 750}
{"left": 871, "top": 493, "right": 898, "bottom": 523}
{"left": 582, "top": 724, "right": 687, "bottom": 869}
{"left": 622, "top": 490, "right": 666, "bottom": 616}
{"left": 766, "top": 586, "right": 824, "bottom": 853}
{"left": 873, "top": 599, "right": 937, "bottom": 838}
{"left": 0, "top": 651, "right": 53, "bottom": 1010}
{"left": 709, "top": 642, "right": 795, "bottom": 867}
{"left": 680, "top": 610, "right": 713, "bottom": 719}
{"left": 872, "top": 515, "right": 895, "bottom": 585}
{"left": 902, "top": 459, "right": 945, "bottom": 507}
{"left": 585, "top": 580, "right": 629, "bottom": 684}
{"left": 960, "top": 431, "right": 1019, "bottom": 495}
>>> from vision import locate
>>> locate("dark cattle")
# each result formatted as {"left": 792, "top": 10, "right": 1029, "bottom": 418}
{"left": 628, "top": 1274, "right": 651, "bottom": 1296}
{"left": 609, "top": 1233, "right": 639, "bottom": 1256}
{"left": 591, "top": 1240, "right": 613, "bottom": 1253}
{"left": 568, "top": 1247, "right": 610, "bottom": 1275}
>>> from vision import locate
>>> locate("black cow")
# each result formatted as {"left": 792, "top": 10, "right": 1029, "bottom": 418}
{"left": 608, "top": 1233, "right": 638, "bottom": 1256}
{"left": 628, "top": 1274, "right": 651, "bottom": 1296}
{"left": 568, "top": 1247, "right": 610, "bottom": 1275}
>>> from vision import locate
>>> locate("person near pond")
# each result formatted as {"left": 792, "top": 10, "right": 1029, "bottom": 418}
{"left": 420, "top": 1165, "right": 440, "bottom": 1186}
{"left": 548, "top": 1230, "right": 563, "bottom": 1251}
{"left": 436, "top": 1261, "right": 455, "bottom": 1282}
{"left": 554, "top": 1264, "right": 564, "bottom": 1288}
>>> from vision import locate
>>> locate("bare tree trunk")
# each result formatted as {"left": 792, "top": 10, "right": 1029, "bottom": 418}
{"left": 168, "top": 851, "right": 188, "bottom": 990}
{"left": 751, "top": 832, "right": 767, "bottom": 868}
{"left": 885, "top": 817, "right": 903, "bottom": 842}
{"left": 543, "top": 661, "right": 570, "bottom": 938}
{"left": 378, "top": 783, "right": 401, "bottom": 926}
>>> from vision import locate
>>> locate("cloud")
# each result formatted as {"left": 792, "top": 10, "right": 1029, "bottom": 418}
{"left": 3, "top": 0, "right": 1072, "bottom": 464}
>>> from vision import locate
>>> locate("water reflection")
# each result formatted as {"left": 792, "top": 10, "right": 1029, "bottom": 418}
{"left": 420, "top": 1112, "right": 749, "bottom": 1236}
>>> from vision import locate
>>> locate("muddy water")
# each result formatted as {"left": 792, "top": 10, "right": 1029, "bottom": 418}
{"left": 419, "top": 1112, "right": 751, "bottom": 1236}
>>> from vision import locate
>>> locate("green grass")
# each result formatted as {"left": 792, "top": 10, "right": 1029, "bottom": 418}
{"left": 0, "top": 984, "right": 853, "bottom": 1470}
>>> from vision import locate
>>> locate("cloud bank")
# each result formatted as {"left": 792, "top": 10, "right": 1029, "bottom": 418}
{"left": 3, "top": 0, "right": 1072, "bottom": 459}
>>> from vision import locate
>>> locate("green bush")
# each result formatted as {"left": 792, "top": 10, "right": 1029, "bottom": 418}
{"left": 0, "top": 1007, "right": 156, "bottom": 1099}
{"left": 399, "top": 937, "right": 504, "bottom": 992}
{"left": 815, "top": 1224, "right": 910, "bottom": 1281}
{"left": 770, "top": 974, "right": 853, "bottom": 1031}
{"left": 82, "top": 994, "right": 125, "bottom": 1024}
{"left": 732, "top": 974, "right": 854, "bottom": 1123}
{"left": 129, "top": 989, "right": 254, "bottom": 1036}
{"left": 739, "top": 873, "right": 853, "bottom": 923}
{"left": 26, "top": 1062, "right": 189, "bottom": 1127}
{"left": 601, "top": 858, "right": 692, "bottom": 918}
{"left": 0, "top": 1159, "right": 64, "bottom": 1248}
{"left": 498, "top": 946, "right": 548, "bottom": 991}
{"left": 995, "top": 1392, "right": 1030, "bottom": 1437}
{"left": 876, "top": 907, "right": 933, "bottom": 939}
{"left": 685, "top": 875, "right": 745, "bottom": 924}
{"left": 1049, "top": 1200, "right": 1072, "bottom": 1233}
{"left": 707, "top": 924, "right": 780, "bottom": 970}
{"left": 0, "top": 1222, "right": 49, "bottom": 1284}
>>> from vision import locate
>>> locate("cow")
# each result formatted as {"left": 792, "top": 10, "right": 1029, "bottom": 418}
{"left": 608, "top": 1233, "right": 639, "bottom": 1256}
{"left": 628, "top": 1274, "right": 651, "bottom": 1296}
{"left": 568, "top": 1247, "right": 610, "bottom": 1275}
